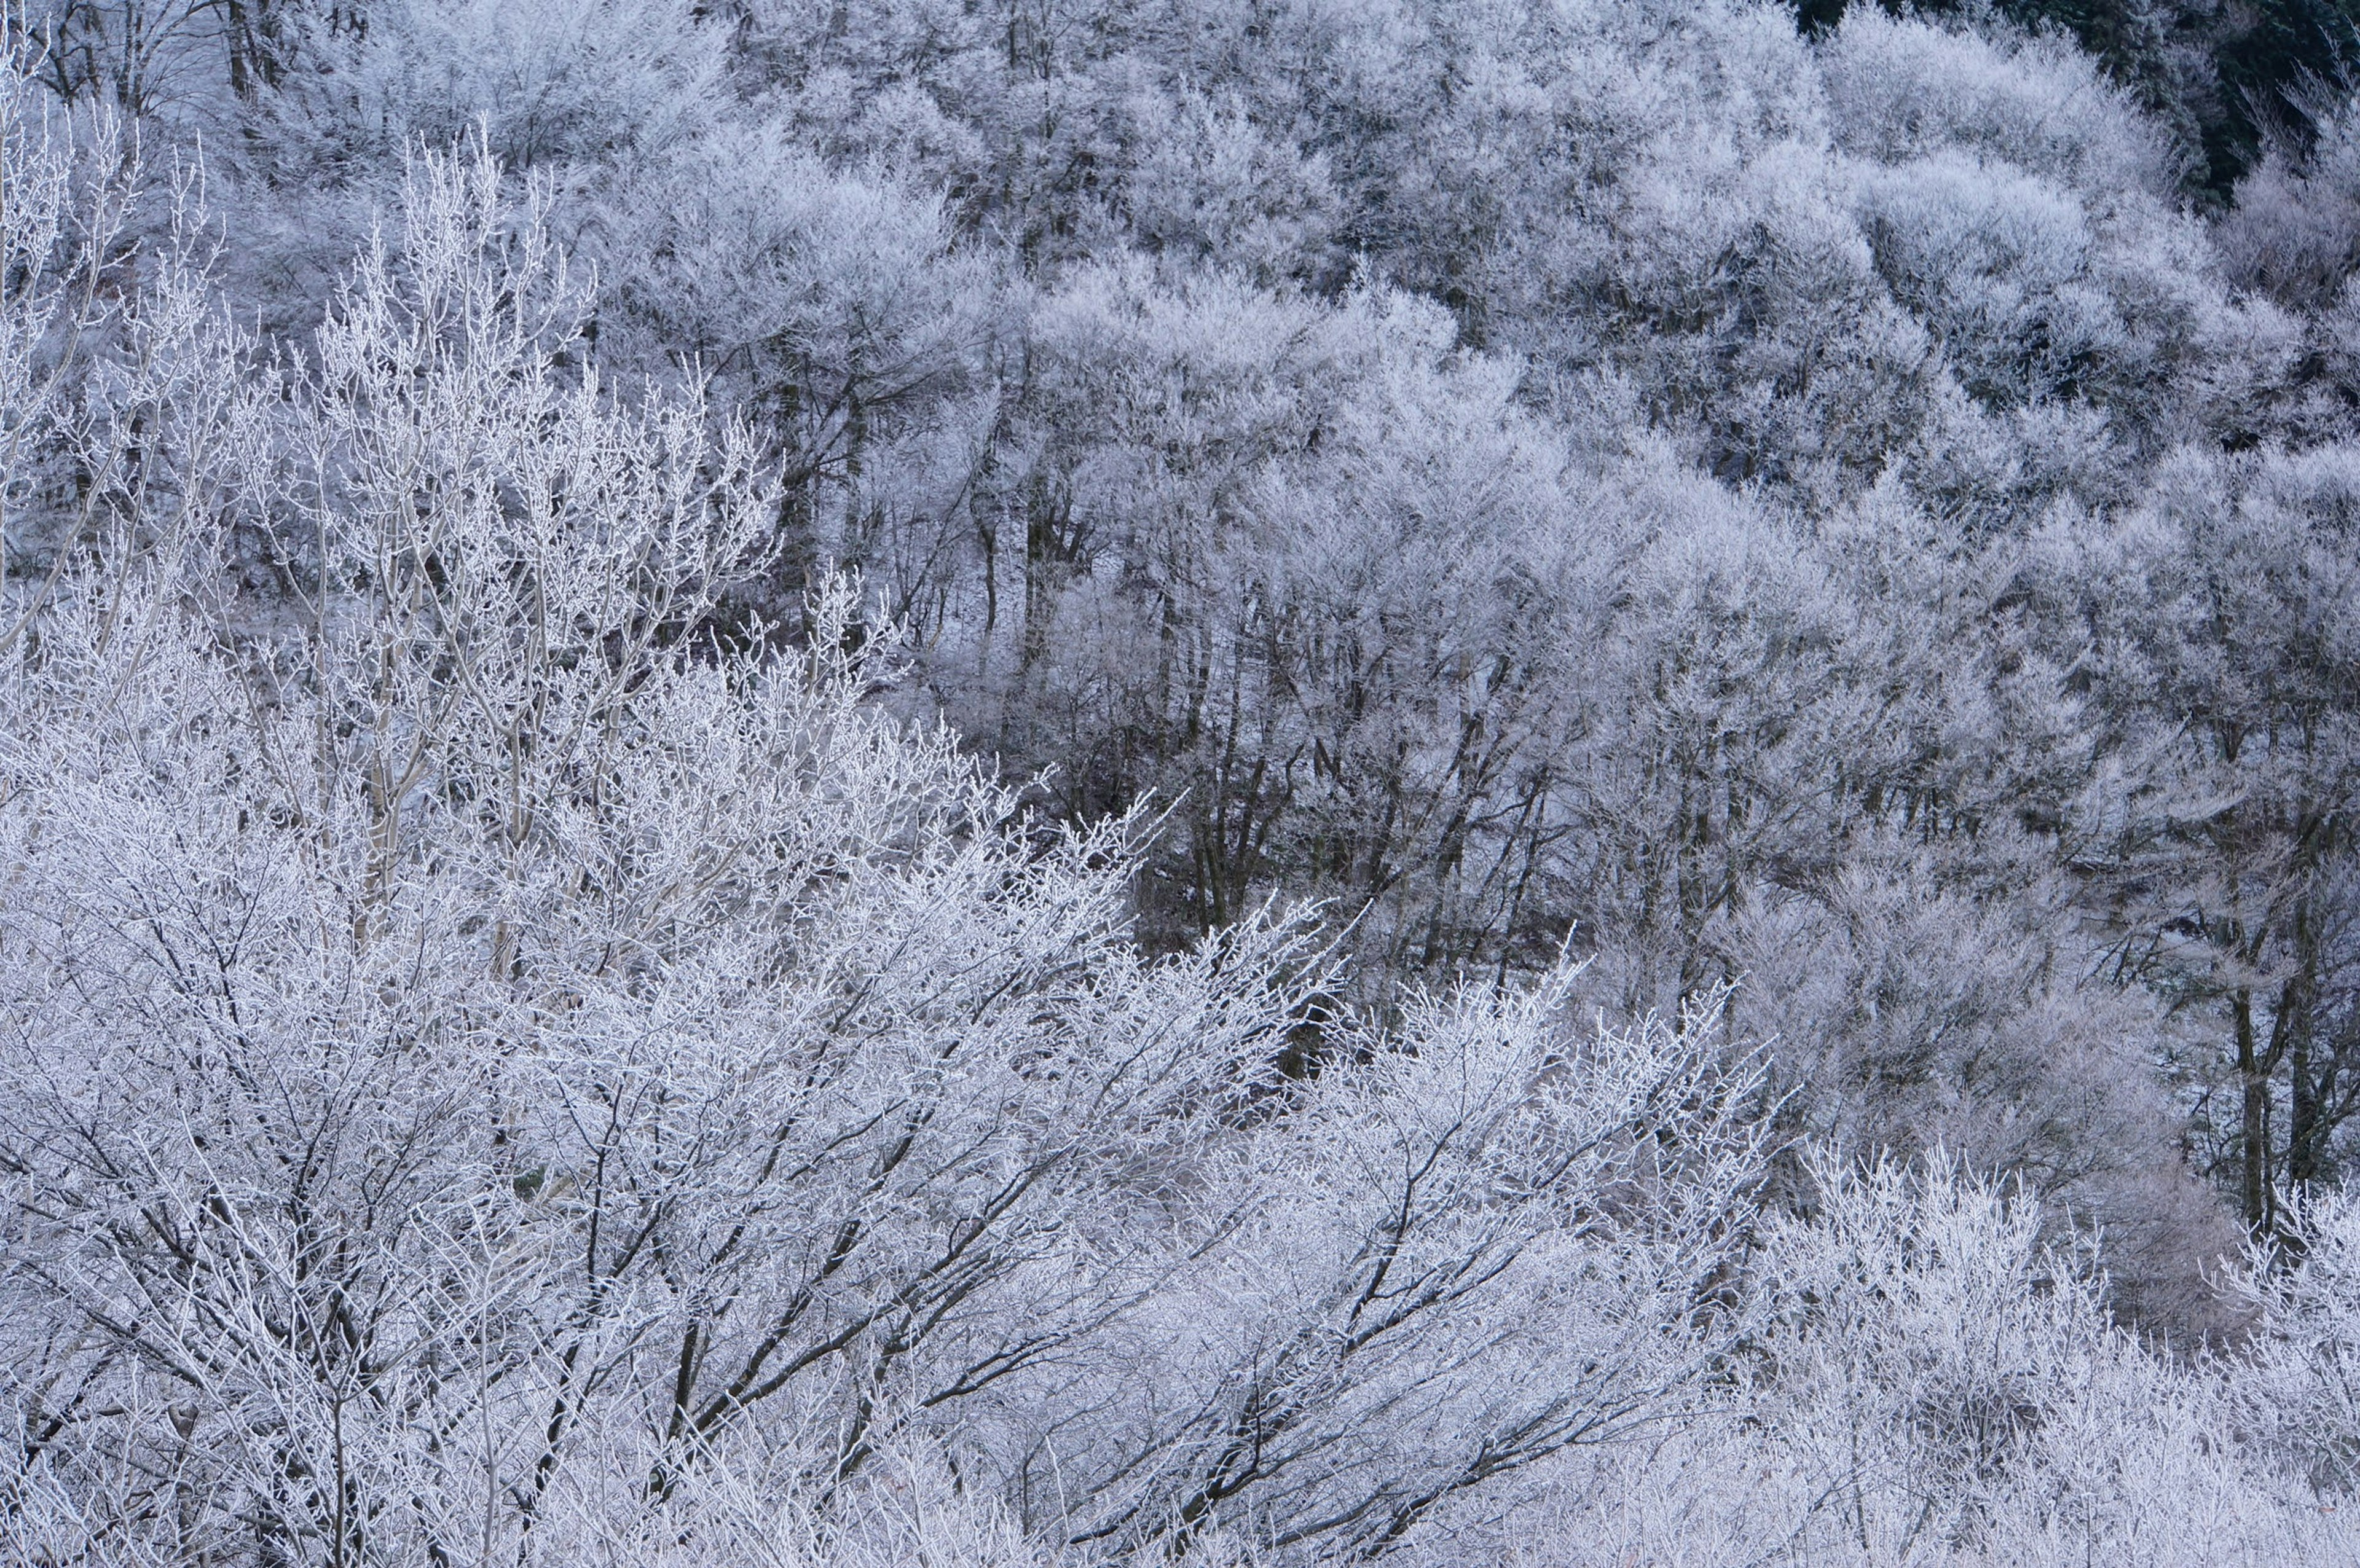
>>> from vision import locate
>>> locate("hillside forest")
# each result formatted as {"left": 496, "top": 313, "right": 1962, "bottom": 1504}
{"left": 11, "top": 0, "right": 2360, "bottom": 1562}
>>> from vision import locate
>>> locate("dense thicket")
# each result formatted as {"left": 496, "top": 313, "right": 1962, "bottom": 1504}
{"left": 1792, "top": 0, "right": 2360, "bottom": 197}
{"left": 7, "top": 0, "right": 2360, "bottom": 1562}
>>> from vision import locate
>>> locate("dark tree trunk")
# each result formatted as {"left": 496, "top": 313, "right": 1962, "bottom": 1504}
{"left": 2236, "top": 986, "right": 2274, "bottom": 1240}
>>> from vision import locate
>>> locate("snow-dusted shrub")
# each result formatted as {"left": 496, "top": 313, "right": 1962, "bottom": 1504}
{"left": 2234, "top": 1189, "right": 2360, "bottom": 1496}
{"left": 0, "top": 128, "right": 1772, "bottom": 1567}
{"left": 1422, "top": 1157, "right": 2356, "bottom": 1567}
{"left": 1021, "top": 977, "right": 1768, "bottom": 1556}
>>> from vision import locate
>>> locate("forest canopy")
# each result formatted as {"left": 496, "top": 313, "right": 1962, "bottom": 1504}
{"left": 7, "top": 0, "right": 2360, "bottom": 1562}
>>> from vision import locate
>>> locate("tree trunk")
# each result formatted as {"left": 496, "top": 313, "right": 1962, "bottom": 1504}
{"left": 2284, "top": 895, "right": 2323, "bottom": 1196}
{"left": 2236, "top": 986, "right": 2275, "bottom": 1240}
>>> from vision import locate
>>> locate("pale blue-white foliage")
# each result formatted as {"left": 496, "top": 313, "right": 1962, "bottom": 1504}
{"left": 9, "top": 2, "right": 2360, "bottom": 1564}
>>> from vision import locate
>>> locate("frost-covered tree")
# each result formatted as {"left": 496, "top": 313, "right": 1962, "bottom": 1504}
{"left": 0, "top": 122, "right": 1776, "bottom": 1566}
{"left": 1432, "top": 1156, "right": 2353, "bottom": 1566}
{"left": 20, "top": 1, "right": 2360, "bottom": 1558}
{"left": 2018, "top": 443, "right": 2360, "bottom": 1241}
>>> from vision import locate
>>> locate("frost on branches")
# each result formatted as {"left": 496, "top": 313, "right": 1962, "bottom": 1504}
{"left": 0, "top": 119, "right": 1764, "bottom": 1566}
{"left": 11, "top": 5, "right": 2360, "bottom": 1566}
